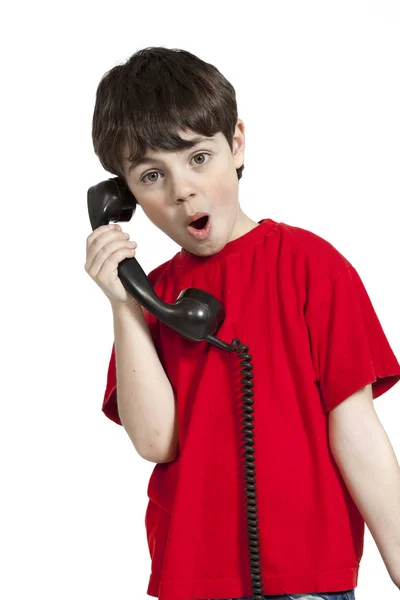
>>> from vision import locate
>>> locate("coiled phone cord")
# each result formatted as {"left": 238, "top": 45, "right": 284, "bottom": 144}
{"left": 231, "top": 338, "right": 265, "bottom": 600}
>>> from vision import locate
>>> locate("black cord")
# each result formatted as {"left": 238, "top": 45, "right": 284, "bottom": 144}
{"left": 231, "top": 338, "right": 265, "bottom": 600}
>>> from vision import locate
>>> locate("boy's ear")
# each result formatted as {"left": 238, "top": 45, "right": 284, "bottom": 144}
{"left": 233, "top": 119, "right": 245, "bottom": 155}
{"left": 232, "top": 119, "right": 245, "bottom": 170}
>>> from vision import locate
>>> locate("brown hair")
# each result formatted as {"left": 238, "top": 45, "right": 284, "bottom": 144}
{"left": 91, "top": 46, "right": 244, "bottom": 184}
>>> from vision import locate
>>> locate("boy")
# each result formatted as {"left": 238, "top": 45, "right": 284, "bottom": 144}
{"left": 85, "top": 46, "right": 400, "bottom": 600}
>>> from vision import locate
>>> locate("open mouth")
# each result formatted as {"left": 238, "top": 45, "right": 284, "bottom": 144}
{"left": 189, "top": 215, "right": 209, "bottom": 230}
{"left": 186, "top": 214, "right": 212, "bottom": 239}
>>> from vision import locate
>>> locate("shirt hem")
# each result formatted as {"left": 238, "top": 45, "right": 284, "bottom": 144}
{"left": 146, "top": 567, "right": 359, "bottom": 599}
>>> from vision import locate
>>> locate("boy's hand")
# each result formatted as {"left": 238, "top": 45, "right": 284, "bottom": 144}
{"left": 85, "top": 223, "right": 140, "bottom": 307}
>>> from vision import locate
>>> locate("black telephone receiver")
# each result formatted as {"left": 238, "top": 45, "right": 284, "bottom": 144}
{"left": 87, "top": 176, "right": 232, "bottom": 351}
{"left": 87, "top": 175, "right": 265, "bottom": 600}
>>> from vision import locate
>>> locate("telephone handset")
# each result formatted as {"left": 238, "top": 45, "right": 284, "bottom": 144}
{"left": 87, "top": 175, "right": 266, "bottom": 600}
{"left": 87, "top": 176, "right": 231, "bottom": 351}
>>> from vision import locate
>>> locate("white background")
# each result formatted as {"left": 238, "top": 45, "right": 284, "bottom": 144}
{"left": 1, "top": 1, "right": 399, "bottom": 598}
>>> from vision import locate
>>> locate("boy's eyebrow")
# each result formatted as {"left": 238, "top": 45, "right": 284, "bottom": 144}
{"left": 128, "top": 136, "right": 217, "bottom": 172}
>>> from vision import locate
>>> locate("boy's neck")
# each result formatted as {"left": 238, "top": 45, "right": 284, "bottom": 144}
{"left": 229, "top": 210, "right": 260, "bottom": 243}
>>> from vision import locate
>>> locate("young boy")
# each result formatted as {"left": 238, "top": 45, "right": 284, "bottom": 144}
{"left": 86, "top": 47, "right": 400, "bottom": 600}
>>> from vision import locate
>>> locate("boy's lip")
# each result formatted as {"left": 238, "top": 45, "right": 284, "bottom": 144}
{"left": 185, "top": 211, "right": 209, "bottom": 226}
{"left": 186, "top": 215, "right": 212, "bottom": 240}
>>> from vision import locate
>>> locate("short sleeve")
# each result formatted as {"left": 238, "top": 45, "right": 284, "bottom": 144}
{"left": 305, "top": 263, "right": 400, "bottom": 412}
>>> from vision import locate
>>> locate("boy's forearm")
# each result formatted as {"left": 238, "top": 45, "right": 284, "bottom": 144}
{"left": 111, "top": 301, "right": 178, "bottom": 462}
{"left": 329, "top": 393, "right": 400, "bottom": 588}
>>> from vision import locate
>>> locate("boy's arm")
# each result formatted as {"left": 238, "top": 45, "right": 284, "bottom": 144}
{"left": 111, "top": 301, "right": 179, "bottom": 463}
{"left": 328, "top": 383, "right": 400, "bottom": 589}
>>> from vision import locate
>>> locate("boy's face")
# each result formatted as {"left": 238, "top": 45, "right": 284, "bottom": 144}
{"left": 121, "top": 119, "right": 258, "bottom": 257}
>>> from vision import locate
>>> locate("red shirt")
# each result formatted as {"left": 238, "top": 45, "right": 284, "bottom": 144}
{"left": 102, "top": 218, "right": 400, "bottom": 600}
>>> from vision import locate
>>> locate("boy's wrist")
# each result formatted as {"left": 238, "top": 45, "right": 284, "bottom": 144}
{"left": 111, "top": 299, "right": 143, "bottom": 315}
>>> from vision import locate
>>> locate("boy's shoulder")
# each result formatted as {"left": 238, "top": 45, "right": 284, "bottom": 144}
{"left": 279, "top": 220, "right": 352, "bottom": 281}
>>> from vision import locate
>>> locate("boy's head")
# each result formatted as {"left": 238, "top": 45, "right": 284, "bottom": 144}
{"left": 92, "top": 46, "right": 258, "bottom": 257}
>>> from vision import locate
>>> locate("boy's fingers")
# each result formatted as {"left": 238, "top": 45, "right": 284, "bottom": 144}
{"left": 86, "top": 223, "right": 121, "bottom": 246}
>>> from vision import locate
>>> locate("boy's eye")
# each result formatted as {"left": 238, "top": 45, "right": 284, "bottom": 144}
{"left": 141, "top": 152, "right": 211, "bottom": 184}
